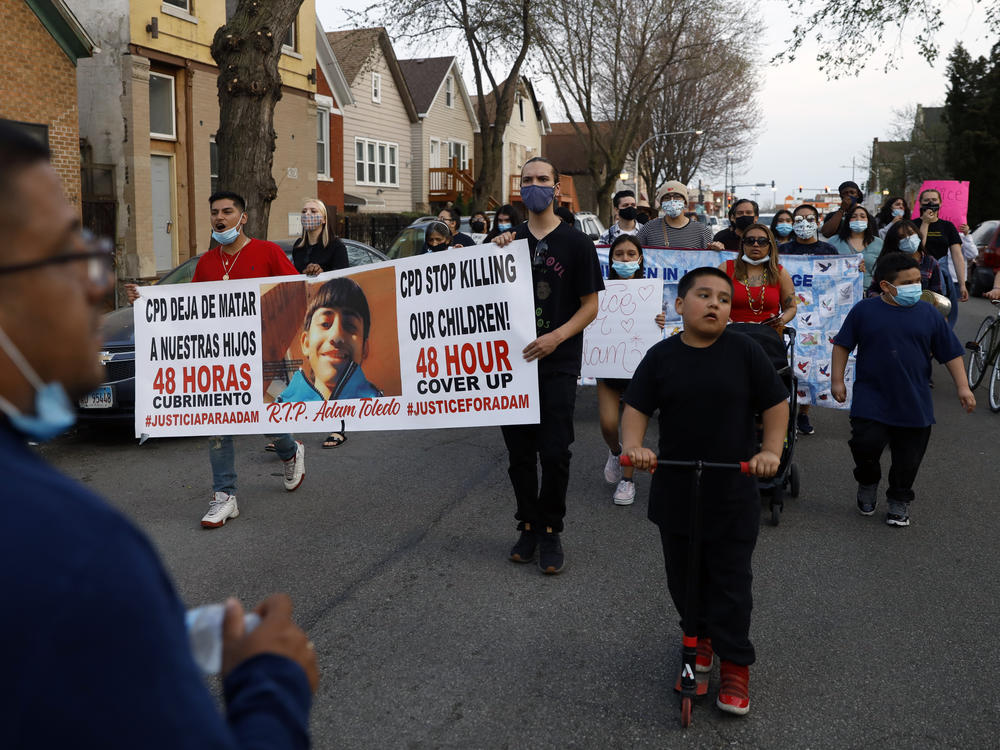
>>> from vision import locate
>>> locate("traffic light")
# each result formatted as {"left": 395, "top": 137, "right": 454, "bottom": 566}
{"left": 798, "top": 185, "right": 802, "bottom": 193}
{"left": 824, "top": 185, "right": 829, "bottom": 192}
{"left": 771, "top": 180, "right": 775, "bottom": 188}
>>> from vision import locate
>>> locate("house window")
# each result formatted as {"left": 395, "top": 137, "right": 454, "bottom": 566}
{"left": 316, "top": 107, "right": 329, "bottom": 178}
{"left": 209, "top": 137, "right": 218, "bottom": 193}
{"left": 282, "top": 20, "right": 296, "bottom": 51}
{"left": 354, "top": 138, "right": 398, "bottom": 187}
{"left": 372, "top": 73, "right": 381, "bottom": 103}
{"left": 149, "top": 72, "right": 176, "bottom": 140}
{"left": 445, "top": 75, "right": 453, "bottom": 107}
{"left": 163, "top": 0, "right": 190, "bottom": 10}
{"left": 517, "top": 95, "right": 525, "bottom": 123}
{"left": 448, "top": 141, "right": 468, "bottom": 170}
{"left": 1, "top": 118, "right": 48, "bottom": 146}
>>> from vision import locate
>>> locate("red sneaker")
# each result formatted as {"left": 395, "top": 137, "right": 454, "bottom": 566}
{"left": 696, "top": 637, "right": 714, "bottom": 673}
{"left": 717, "top": 660, "right": 750, "bottom": 715}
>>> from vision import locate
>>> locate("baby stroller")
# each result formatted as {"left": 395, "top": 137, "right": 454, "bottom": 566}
{"left": 729, "top": 323, "right": 801, "bottom": 526}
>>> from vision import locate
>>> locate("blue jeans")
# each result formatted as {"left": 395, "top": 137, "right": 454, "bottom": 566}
{"left": 940, "top": 264, "right": 959, "bottom": 329}
{"left": 208, "top": 434, "right": 295, "bottom": 495}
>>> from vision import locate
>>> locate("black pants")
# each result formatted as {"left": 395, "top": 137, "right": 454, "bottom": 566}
{"left": 660, "top": 527, "right": 757, "bottom": 665}
{"left": 849, "top": 418, "right": 932, "bottom": 503}
{"left": 500, "top": 373, "right": 577, "bottom": 533}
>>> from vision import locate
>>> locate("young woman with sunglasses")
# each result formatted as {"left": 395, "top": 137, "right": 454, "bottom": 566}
{"left": 719, "top": 224, "right": 797, "bottom": 330}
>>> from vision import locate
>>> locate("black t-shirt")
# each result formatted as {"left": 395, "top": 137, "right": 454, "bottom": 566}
{"left": 712, "top": 228, "right": 741, "bottom": 251}
{"left": 777, "top": 239, "right": 838, "bottom": 256}
{"left": 452, "top": 232, "right": 476, "bottom": 247}
{"left": 921, "top": 219, "right": 961, "bottom": 261}
{"left": 292, "top": 236, "right": 348, "bottom": 273}
{"left": 624, "top": 328, "right": 788, "bottom": 539}
{"left": 514, "top": 221, "right": 605, "bottom": 376}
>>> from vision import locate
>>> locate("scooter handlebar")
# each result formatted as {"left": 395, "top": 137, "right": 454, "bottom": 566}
{"left": 619, "top": 455, "right": 751, "bottom": 475}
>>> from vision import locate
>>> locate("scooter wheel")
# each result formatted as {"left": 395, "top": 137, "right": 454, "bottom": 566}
{"left": 680, "top": 696, "right": 692, "bottom": 728}
{"left": 789, "top": 463, "right": 800, "bottom": 498}
{"left": 771, "top": 503, "right": 781, "bottom": 526}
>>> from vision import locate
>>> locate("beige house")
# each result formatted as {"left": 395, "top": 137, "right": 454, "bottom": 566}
{"left": 472, "top": 76, "right": 551, "bottom": 206}
{"left": 327, "top": 27, "right": 417, "bottom": 213}
{"left": 70, "top": 0, "right": 318, "bottom": 283}
{"left": 398, "top": 56, "right": 479, "bottom": 212}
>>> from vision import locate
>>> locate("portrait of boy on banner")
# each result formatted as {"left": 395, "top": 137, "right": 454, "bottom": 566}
{"left": 260, "top": 267, "right": 402, "bottom": 403}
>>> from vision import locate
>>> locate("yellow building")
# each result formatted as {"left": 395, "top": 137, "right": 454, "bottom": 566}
{"left": 71, "top": 0, "right": 317, "bottom": 284}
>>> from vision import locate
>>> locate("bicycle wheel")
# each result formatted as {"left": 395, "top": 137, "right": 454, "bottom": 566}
{"left": 967, "top": 317, "right": 995, "bottom": 390}
{"left": 989, "top": 355, "right": 1000, "bottom": 412}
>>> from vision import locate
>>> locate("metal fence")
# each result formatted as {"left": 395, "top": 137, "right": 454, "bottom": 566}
{"left": 334, "top": 214, "right": 413, "bottom": 252}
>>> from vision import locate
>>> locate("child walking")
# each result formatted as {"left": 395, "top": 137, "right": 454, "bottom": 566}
{"left": 622, "top": 267, "right": 788, "bottom": 716}
{"left": 599, "top": 235, "right": 665, "bottom": 505}
{"left": 832, "top": 253, "right": 975, "bottom": 526}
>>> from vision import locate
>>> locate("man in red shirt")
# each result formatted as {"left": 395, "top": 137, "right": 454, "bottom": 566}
{"left": 129, "top": 191, "right": 306, "bottom": 528}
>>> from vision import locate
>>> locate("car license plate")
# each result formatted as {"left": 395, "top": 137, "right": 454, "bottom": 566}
{"left": 79, "top": 385, "right": 113, "bottom": 409}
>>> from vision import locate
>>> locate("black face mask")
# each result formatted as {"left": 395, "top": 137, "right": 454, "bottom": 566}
{"left": 470, "top": 220, "right": 486, "bottom": 233}
{"left": 618, "top": 206, "right": 637, "bottom": 221}
{"left": 635, "top": 211, "right": 649, "bottom": 224}
{"left": 733, "top": 215, "right": 755, "bottom": 231}
{"left": 921, "top": 203, "right": 941, "bottom": 213}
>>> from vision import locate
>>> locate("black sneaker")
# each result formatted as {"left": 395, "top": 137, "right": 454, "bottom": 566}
{"left": 886, "top": 500, "right": 910, "bottom": 527}
{"left": 509, "top": 524, "right": 537, "bottom": 563}
{"left": 538, "top": 527, "right": 564, "bottom": 574}
{"left": 856, "top": 483, "right": 878, "bottom": 516}
{"left": 796, "top": 412, "right": 815, "bottom": 435}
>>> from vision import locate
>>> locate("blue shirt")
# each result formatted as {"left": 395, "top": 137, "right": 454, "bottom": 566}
{"left": 826, "top": 235, "right": 883, "bottom": 287}
{"left": 0, "top": 422, "right": 312, "bottom": 748}
{"left": 277, "top": 364, "right": 382, "bottom": 401}
{"left": 832, "top": 297, "right": 963, "bottom": 427}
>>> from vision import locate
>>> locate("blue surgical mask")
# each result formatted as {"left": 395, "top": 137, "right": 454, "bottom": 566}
{"left": 498, "top": 222, "right": 512, "bottom": 231}
{"left": 774, "top": 223, "right": 793, "bottom": 237}
{"left": 520, "top": 184, "right": 555, "bottom": 214}
{"left": 612, "top": 260, "right": 641, "bottom": 277}
{"left": 211, "top": 215, "right": 245, "bottom": 246}
{"left": 900, "top": 234, "right": 921, "bottom": 254}
{"left": 0, "top": 323, "right": 77, "bottom": 442}
{"left": 849, "top": 220, "right": 868, "bottom": 233}
{"left": 892, "top": 207, "right": 905, "bottom": 218}
{"left": 662, "top": 199, "right": 685, "bottom": 218}
{"left": 889, "top": 282, "right": 922, "bottom": 307}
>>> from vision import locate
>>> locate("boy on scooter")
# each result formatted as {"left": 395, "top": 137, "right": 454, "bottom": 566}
{"left": 622, "top": 267, "right": 788, "bottom": 716}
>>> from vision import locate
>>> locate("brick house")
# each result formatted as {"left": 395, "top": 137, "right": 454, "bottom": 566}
{"left": 68, "top": 0, "right": 318, "bottom": 283}
{"left": 0, "top": 0, "right": 95, "bottom": 211}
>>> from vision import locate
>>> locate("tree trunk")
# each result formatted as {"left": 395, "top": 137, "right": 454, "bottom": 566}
{"left": 210, "top": 0, "right": 304, "bottom": 241}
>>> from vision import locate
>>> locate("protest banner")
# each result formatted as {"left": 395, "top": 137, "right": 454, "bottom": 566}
{"left": 581, "top": 278, "right": 665, "bottom": 378}
{"left": 134, "top": 242, "right": 539, "bottom": 437}
{"left": 910, "top": 180, "right": 970, "bottom": 226}
{"left": 595, "top": 246, "right": 860, "bottom": 408}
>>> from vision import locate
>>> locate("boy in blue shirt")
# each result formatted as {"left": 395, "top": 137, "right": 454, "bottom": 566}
{"left": 622, "top": 267, "right": 788, "bottom": 716}
{"left": 831, "top": 253, "right": 975, "bottom": 526}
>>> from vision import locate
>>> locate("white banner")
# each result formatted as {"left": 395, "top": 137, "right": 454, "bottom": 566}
{"left": 134, "top": 242, "right": 540, "bottom": 437}
{"left": 580, "top": 278, "right": 665, "bottom": 378}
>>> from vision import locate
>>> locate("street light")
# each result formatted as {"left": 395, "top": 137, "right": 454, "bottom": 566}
{"left": 633, "top": 129, "right": 704, "bottom": 202}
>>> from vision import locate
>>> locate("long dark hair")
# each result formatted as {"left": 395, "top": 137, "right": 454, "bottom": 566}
{"left": 770, "top": 209, "right": 793, "bottom": 232}
{"left": 876, "top": 195, "right": 909, "bottom": 228}
{"left": 838, "top": 204, "right": 876, "bottom": 245}
{"left": 492, "top": 204, "right": 520, "bottom": 230}
{"left": 607, "top": 234, "right": 645, "bottom": 279}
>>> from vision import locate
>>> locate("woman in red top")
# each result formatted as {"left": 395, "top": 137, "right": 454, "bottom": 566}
{"left": 719, "top": 223, "right": 796, "bottom": 330}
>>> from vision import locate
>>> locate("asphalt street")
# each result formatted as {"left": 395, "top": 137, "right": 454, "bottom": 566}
{"left": 41, "top": 297, "right": 1000, "bottom": 749}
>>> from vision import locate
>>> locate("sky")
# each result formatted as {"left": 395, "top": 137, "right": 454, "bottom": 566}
{"left": 316, "top": 0, "right": 995, "bottom": 209}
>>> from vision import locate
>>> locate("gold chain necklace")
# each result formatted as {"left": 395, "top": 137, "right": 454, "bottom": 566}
{"left": 742, "top": 268, "right": 768, "bottom": 315}
{"left": 220, "top": 239, "right": 248, "bottom": 281}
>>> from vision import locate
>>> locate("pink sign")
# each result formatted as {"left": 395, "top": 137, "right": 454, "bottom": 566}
{"left": 911, "top": 180, "right": 970, "bottom": 227}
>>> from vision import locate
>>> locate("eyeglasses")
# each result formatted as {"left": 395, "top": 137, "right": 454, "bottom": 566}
{"left": 742, "top": 237, "right": 770, "bottom": 247}
{"left": 793, "top": 216, "right": 818, "bottom": 224}
{"left": 0, "top": 234, "right": 114, "bottom": 289}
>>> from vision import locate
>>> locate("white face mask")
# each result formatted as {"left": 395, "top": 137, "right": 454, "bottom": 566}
{"left": 793, "top": 219, "right": 817, "bottom": 239}
{"left": 741, "top": 254, "right": 769, "bottom": 266}
{"left": 661, "top": 199, "right": 685, "bottom": 218}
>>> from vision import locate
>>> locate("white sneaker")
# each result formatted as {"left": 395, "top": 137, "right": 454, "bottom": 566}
{"left": 283, "top": 441, "right": 305, "bottom": 491}
{"left": 604, "top": 450, "right": 622, "bottom": 484}
{"left": 613, "top": 479, "right": 636, "bottom": 506}
{"left": 202, "top": 492, "right": 239, "bottom": 528}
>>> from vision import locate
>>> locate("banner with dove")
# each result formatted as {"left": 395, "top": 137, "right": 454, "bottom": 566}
{"left": 594, "top": 247, "right": 861, "bottom": 409}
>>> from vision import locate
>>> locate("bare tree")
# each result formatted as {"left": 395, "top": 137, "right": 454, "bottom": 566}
{"left": 211, "top": 0, "right": 304, "bottom": 240}
{"left": 360, "top": 0, "right": 533, "bottom": 207}
{"left": 535, "top": 0, "right": 755, "bottom": 224}
{"left": 639, "top": 45, "right": 759, "bottom": 204}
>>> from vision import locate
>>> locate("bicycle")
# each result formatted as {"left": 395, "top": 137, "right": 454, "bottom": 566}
{"left": 965, "top": 299, "right": 1000, "bottom": 412}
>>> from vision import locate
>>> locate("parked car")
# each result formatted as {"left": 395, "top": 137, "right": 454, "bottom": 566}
{"left": 77, "top": 239, "right": 387, "bottom": 421}
{"left": 574, "top": 212, "right": 606, "bottom": 241}
{"left": 968, "top": 219, "right": 1000, "bottom": 296}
